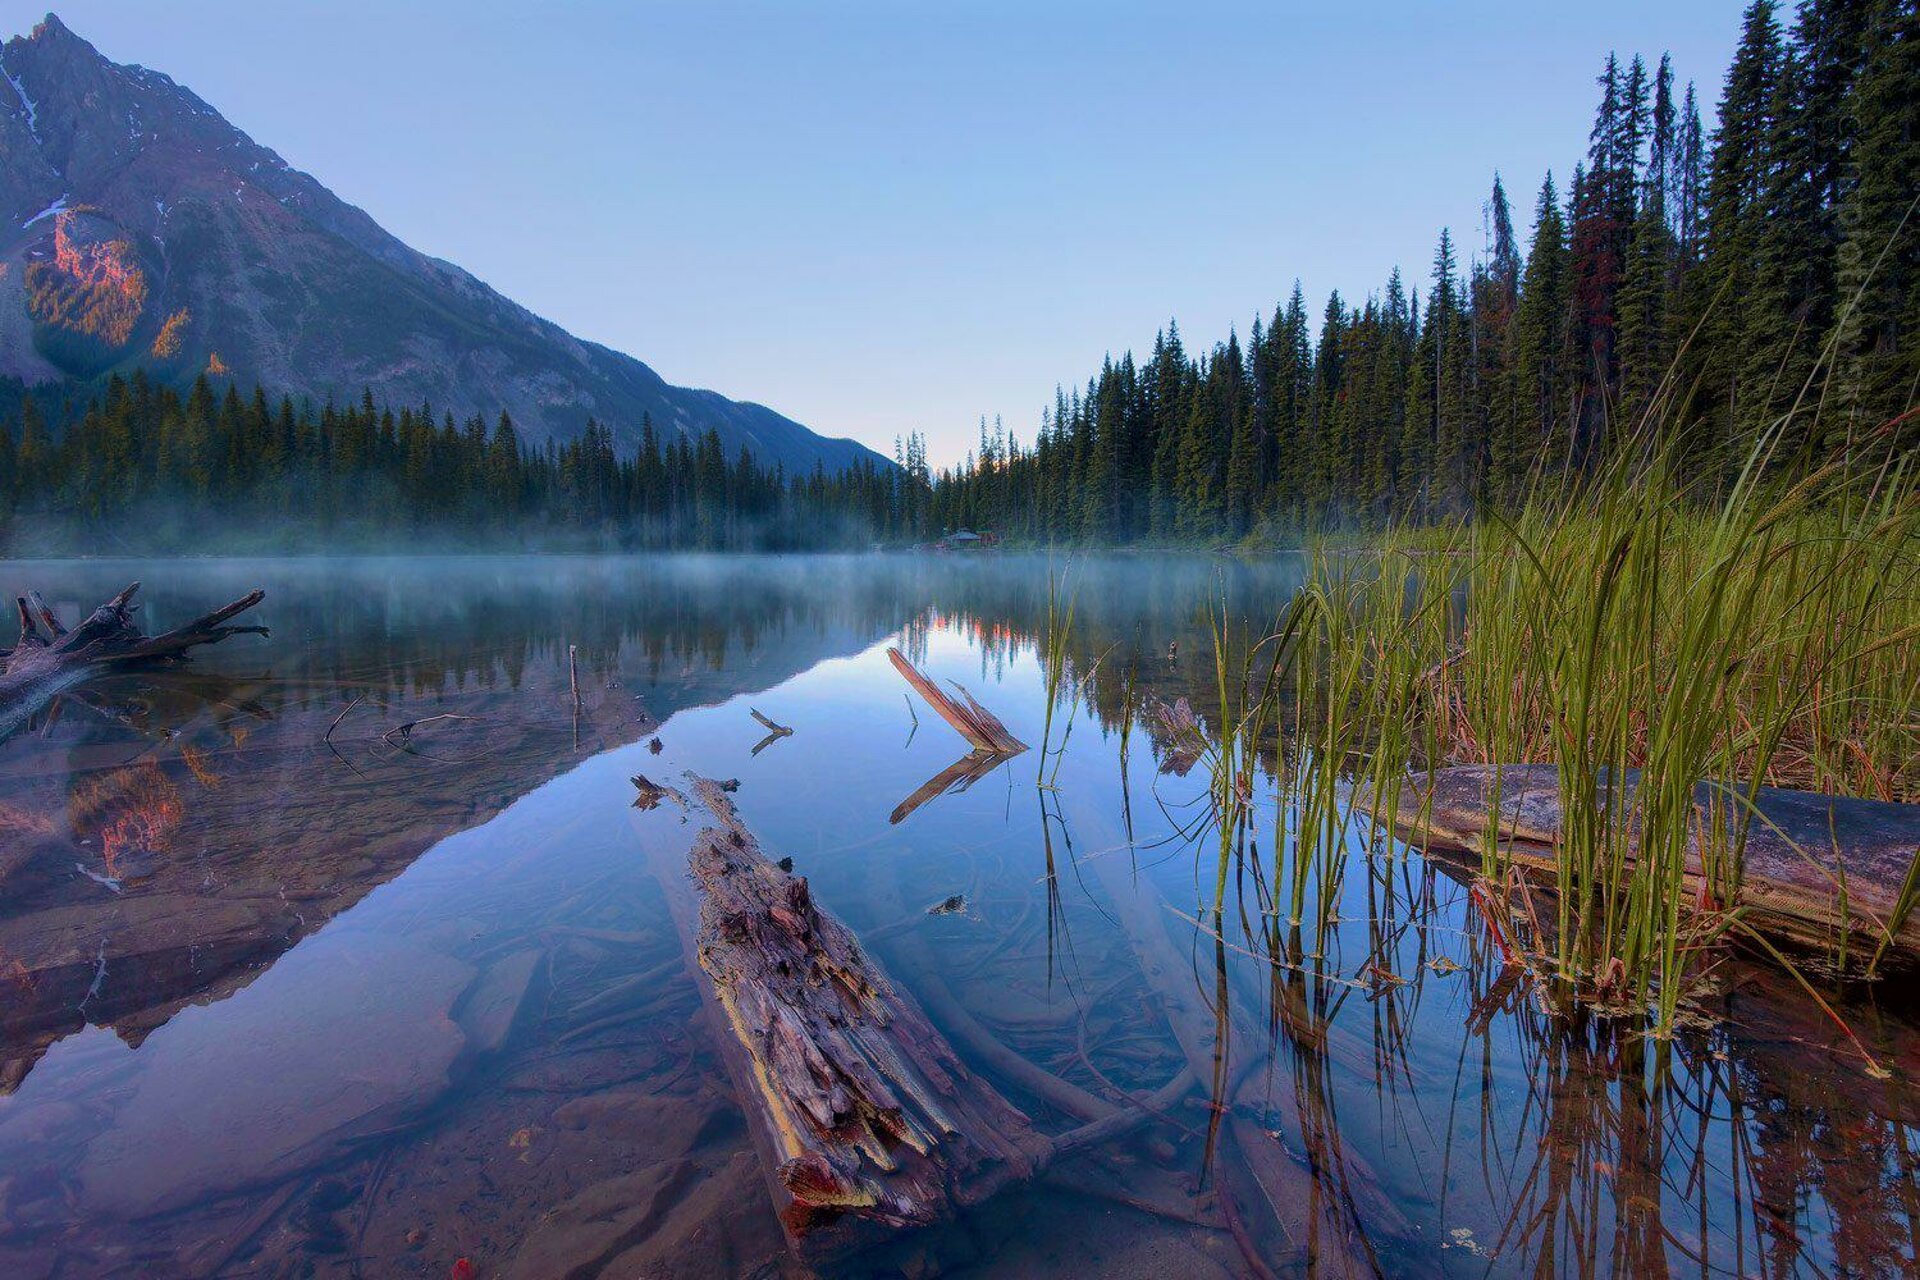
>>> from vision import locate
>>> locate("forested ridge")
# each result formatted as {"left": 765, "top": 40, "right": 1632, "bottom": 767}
{"left": 0, "top": 0, "right": 1913, "bottom": 553}
{"left": 934, "top": 0, "right": 1919, "bottom": 541}
{"left": 0, "top": 378, "right": 912, "bottom": 552}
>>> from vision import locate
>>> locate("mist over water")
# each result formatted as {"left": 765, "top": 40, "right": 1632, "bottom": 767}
{"left": 0, "top": 554, "right": 1912, "bottom": 1278}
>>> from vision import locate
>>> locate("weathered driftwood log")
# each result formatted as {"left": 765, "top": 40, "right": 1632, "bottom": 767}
{"left": 1373, "top": 765, "right": 1920, "bottom": 956}
{"left": 647, "top": 776, "right": 1052, "bottom": 1260}
{"left": 0, "top": 582, "right": 267, "bottom": 737}
{"left": 887, "top": 648, "right": 1026, "bottom": 754}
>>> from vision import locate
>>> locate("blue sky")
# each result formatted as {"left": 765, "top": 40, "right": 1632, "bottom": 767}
{"left": 9, "top": 2, "right": 1740, "bottom": 465}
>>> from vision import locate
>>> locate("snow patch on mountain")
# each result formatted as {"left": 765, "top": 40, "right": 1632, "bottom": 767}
{"left": 1, "top": 53, "right": 36, "bottom": 136}
{"left": 23, "top": 194, "right": 66, "bottom": 228}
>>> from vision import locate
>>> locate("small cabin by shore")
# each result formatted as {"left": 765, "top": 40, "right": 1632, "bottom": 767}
{"left": 931, "top": 529, "right": 998, "bottom": 552}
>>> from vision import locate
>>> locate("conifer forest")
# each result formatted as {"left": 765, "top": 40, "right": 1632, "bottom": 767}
{"left": 4, "top": 0, "right": 1912, "bottom": 552}
{"left": 4, "top": 4, "right": 1920, "bottom": 1277}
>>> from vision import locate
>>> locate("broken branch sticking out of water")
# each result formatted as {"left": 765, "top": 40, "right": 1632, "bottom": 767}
{"left": 886, "top": 648, "right": 1026, "bottom": 754}
{"left": 749, "top": 707, "right": 794, "bottom": 755}
{"left": 630, "top": 774, "right": 683, "bottom": 812}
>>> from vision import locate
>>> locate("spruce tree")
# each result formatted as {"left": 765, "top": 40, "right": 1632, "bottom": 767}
{"left": 1829, "top": 0, "right": 1920, "bottom": 440}
{"left": 1488, "top": 175, "right": 1522, "bottom": 300}
{"left": 1797, "top": 0, "right": 1874, "bottom": 277}
{"left": 1478, "top": 179, "right": 1523, "bottom": 502}
{"left": 1310, "top": 295, "right": 1349, "bottom": 514}
{"left": 1695, "top": 0, "right": 1784, "bottom": 450}
{"left": 1081, "top": 357, "right": 1126, "bottom": 542}
{"left": 1618, "top": 189, "right": 1677, "bottom": 428}
{"left": 1674, "top": 83, "right": 1708, "bottom": 260}
{"left": 1416, "top": 230, "right": 1476, "bottom": 508}
{"left": 1270, "top": 286, "right": 1313, "bottom": 517}
{"left": 1649, "top": 54, "right": 1678, "bottom": 212}
{"left": 1175, "top": 364, "right": 1223, "bottom": 537}
{"left": 1374, "top": 270, "right": 1414, "bottom": 507}
{"left": 1223, "top": 334, "right": 1262, "bottom": 537}
{"left": 1617, "top": 55, "right": 1652, "bottom": 203}
{"left": 1746, "top": 49, "right": 1827, "bottom": 438}
{"left": 1668, "top": 81, "right": 1710, "bottom": 363}
{"left": 1501, "top": 174, "right": 1570, "bottom": 500}
{"left": 1148, "top": 326, "right": 1189, "bottom": 538}
{"left": 1568, "top": 54, "right": 1642, "bottom": 462}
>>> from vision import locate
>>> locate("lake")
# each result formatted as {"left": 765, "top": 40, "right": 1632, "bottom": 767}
{"left": 0, "top": 555, "right": 1913, "bottom": 1278}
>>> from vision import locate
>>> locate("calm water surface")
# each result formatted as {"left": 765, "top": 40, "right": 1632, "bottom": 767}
{"left": 0, "top": 555, "right": 1913, "bottom": 1278}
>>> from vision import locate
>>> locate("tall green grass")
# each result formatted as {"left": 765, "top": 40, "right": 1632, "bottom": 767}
{"left": 1439, "top": 423, "right": 1916, "bottom": 1030}
{"left": 1142, "top": 415, "right": 1917, "bottom": 1038}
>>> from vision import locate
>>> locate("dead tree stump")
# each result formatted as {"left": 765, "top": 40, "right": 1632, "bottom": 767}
{"left": 1, "top": 582, "right": 267, "bottom": 736}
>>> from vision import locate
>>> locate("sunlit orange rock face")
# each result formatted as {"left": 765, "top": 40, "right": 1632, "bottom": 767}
{"left": 149, "top": 306, "right": 189, "bottom": 358}
{"left": 25, "top": 211, "right": 150, "bottom": 347}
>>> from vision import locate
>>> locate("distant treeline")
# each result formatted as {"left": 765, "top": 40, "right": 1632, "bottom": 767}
{"left": 934, "top": 0, "right": 1918, "bottom": 540}
{"left": 0, "top": 375, "right": 923, "bottom": 552}
{"left": 1, "top": 0, "right": 1913, "bottom": 553}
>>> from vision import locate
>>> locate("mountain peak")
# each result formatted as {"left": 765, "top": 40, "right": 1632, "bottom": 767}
{"left": 25, "top": 12, "right": 83, "bottom": 49}
{"left": 8, "top": 13, "right": 107, "bottom": 83}
{"left": 0, "top": 12, "right": 889, "bottom": 476}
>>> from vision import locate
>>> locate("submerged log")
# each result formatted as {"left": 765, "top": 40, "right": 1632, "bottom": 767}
{"left": 643, "top": 776, "right": 1051, "bottom": 1259}
{"left": 1073, "top": 804, "right": 1386, "bottom": 1278}
{"left": 887, "top": 648, "right": 1026, "bottom": 754}
{"left": 1374, "top": 765, "right": 1920, "bottom": 956}
{"left": 0, "top": 582, "right": 267, "bottom": 737}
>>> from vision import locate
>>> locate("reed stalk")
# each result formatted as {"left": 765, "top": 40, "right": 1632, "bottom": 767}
{"left": 1181, "top": 413, "right": 1916, "bottom": 1035}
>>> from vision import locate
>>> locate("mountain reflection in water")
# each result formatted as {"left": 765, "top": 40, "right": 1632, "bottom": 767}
{"left": 0, "top": 554, "right": 1912, "bottom": 1278}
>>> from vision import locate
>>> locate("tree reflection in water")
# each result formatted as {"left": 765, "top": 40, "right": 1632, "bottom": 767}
{"left": 0, "top": 554, "right": 1908, "bottom": 1277}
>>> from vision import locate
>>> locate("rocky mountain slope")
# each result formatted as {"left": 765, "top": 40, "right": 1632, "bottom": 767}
{"left": 0, "top": 14, "right": 885, "bottom": 473}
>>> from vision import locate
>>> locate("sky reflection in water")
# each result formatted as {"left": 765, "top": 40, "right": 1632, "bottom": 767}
{"left": 0, "top": 555, "right": 1913, "bottom": 1278}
